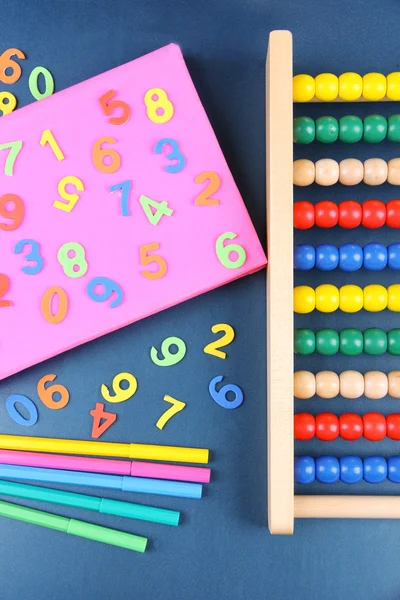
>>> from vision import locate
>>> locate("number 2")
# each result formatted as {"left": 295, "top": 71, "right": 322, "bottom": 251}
{"left": 0, "top": 141, "right": 23, "bottom": 176}
{"left": 154, "top": 138, "right": 185, "bottom": 173}
{"left": 0, "top": 274, "right": 12, "bottom": 307}
{"left": 195, "top": 172, "right": 220, "bottom": 206}
{"left": 203, "top": 324, "right": 235, "bottom": 359}
{"left": 53, "top": 176, "right": 84, "bottom": 212}
{"left": 156, "top": 395, "right": 186, "bottom": 430}
{"left": 14, "top": 239, "right": 44, "bottom": 275}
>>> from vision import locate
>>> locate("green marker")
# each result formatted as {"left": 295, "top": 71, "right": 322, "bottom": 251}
{"left": 0, "top": 499, "right": 147, "bottom": 552}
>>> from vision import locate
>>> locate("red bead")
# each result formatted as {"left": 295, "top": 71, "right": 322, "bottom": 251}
{"left": 339, "top": 413, "right": 363, "bottom": 440}
{"left": 386, "top": 414, "right": 400, "bottom": 440}
{"left": 294, "top": 413, "right": 315, "bottom": 440}
{"left": 363, "top": 412, "right": 387, "bottom": 441}
{"left": 294, "top": 201, "right": 314, "bottom": 230}
{"left": 315, "top": 412, "right": 339, "bottom": 441}
{"left": 386, "top": 200, "right": 400, "bottom": 228}
{"left": 315, "top": 201, "right": 339, "bottom": 228}
{"left": 338, "top": 200, "right": 362, "bottom": 229}
{"left": 361, "top": 200, "right": 386, "bottom": 229}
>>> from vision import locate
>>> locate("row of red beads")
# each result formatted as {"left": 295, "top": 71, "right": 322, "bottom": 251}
{"left": 295, "top": 412, "right": 400, "bottom": 441}
{"left": 294, "top": 199, "right": 400, "bottom": 229}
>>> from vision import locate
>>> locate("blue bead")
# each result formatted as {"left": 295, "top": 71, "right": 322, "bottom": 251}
{"left": 340, "top": 455, "right": 363, "bottom": 484}
{"left": 363, "top": 243, "right": 387, "bottom": 271}
{"left": 364, "top": 456, "right": 387, "bottom": 484}
{"left": 388, "top": 244, "right": 400, "bottom": 270}
{"left": 315, "top": 244, "right": 339, "bottom": 271}
{"left": 388, "top": 457, "right": 400, "bottom": 483}
{"left": 294, "top": 456, "right": 315, "bottom": 484}
{"left": 339, "top": 243, "right": 363, "bottom": 272}
{"left": 294, "top": 245, "right": 315, "bottom": 270}
{"left": 315, "top": 456, "right": 340, "bottom": 484}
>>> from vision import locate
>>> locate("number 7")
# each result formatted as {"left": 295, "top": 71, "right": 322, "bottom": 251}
{"left": 156, "top": 395, "right": 186, "bottom": 430}
{"left": 0, "top": 141, "right": 23, "bottom": 176}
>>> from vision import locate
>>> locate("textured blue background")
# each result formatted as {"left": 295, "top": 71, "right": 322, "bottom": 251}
{"left": 1, "top": 1, "right": 400, "bottom": 599}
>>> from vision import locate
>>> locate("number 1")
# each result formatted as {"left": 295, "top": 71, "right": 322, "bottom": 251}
{"left": 40, "top": 129, "right": 65, "bottom": 161}
{"left": 156, "top": 395, "right": 186, "bottom": 430}
{"left": 0, "top": 141, "right": 23, "bottom": 176}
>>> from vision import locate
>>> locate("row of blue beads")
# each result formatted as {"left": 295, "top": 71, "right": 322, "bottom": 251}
{"left": 294, "top": 455, "right": 400, "bottom": 484}
{"left": 294, "top": 243, "right": 400, "bottom": 271}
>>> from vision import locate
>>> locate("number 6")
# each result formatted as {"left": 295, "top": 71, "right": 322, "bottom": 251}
{"left": 208, "top": 375, "right": 244, "bottom": 409}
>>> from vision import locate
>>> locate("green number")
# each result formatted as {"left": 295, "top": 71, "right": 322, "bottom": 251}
{"left": 139, "top": 195, "right": 173, "bottom": 226}
{"left": 150, "top": 336, "right": 186, "bottom": 367}
{"left": 0, "top": 141, "right": 23, "bottom": 176}
{"left": 216, "top": 232, "right": 246, "bottom": 269}
{"left": 29, "top": 66, "right": 54, "bottom": 100}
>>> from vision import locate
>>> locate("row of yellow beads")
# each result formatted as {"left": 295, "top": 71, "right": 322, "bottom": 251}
{"left": 293, "top": 72, "right": 400, "bottom": 102}
{"left": 294, "top": 283, "right": 400, "bottom": 314}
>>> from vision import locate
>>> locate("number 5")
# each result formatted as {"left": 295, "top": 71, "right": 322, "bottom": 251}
{"left": 140, "top": 242, "right": 167, "bottom": 280}
{"left": 99, "top": 90, "right": 130, "bottom": 125}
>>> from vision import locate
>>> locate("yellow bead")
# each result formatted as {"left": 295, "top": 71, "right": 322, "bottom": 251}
{"left": 363, "top": 284, "right": 387, "bottom": 312}
{"left": 387, "top": 72, "right": 400, "bottom": 100}
{"left": 315, "top": 284, "right": 339, "bottom": 313}
{"left": 339, "top": 285, "right": 363, "bottom": 313}
{"left": 362, "top": 73, "right": 386, "bottom": 101}
{"left": 338, "top": 72, "right": 362, "bottom": 101}
{"left": 294, "top": 286, "right": 315, "bottom": 314}
{"left": 293, "top": 74, "right": 315, "bottom": 102}
{"left": 314, "top": 73, "right": 338, "bottom": 101}
{"left": 388, "top": 284, "right": 400, "bottom": 311}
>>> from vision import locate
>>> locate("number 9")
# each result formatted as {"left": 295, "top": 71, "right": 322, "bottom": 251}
{"left": 101, "top": 372, "right": 138, "bottom": 403}
{"left": 208, "top": 375, "right": 244, "bottom": 409}
{"left": 86, "top": 277, "right": 123, "bottom": 308}
{"left": 150, "top": 336, "right": 186, "bottom": 367}
{"left": 37, "top": 374, "right": 70, "bottom": 410}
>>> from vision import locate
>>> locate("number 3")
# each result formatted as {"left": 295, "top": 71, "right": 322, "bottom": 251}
{"left": 14, "top": 239, "right": 44, "bottom": 275}
{"left": 154, "top": 138, "right": 185, "bottom": 173}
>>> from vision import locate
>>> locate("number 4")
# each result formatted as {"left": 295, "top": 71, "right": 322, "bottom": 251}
{"left": 139, "top": 195, "right": 173, "bottom": 226}
{"left": 156, "top": 395, "right": 186, "bottom": 430}
{"left": 90, "top": 402, "right": 117, "bottom": 439}
{"left": 0, "top": 141, "right": 23, "bottom": 176}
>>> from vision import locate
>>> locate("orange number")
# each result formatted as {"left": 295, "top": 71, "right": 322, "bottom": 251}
{"left": 41, "top": 286, "right": 68, "bottom": 324}
{"left": 140, "top": 242, "right": 167, "bottom": 280}
{"left": 0, "top": 194, "right": 24, "bottom": 231}
{"left": 194, "top": 171, "right": 220, "bottom": 206}
{"left": 37, "top": 374, "right": 70, "bottom": 410}
{"left": 99, "top": 90, "right": 130, "bottom": 125}
{"left": 0, "top": 48, "right": 25, "bottom": 84}
{"left": 90, "top": 402, "right": 117, "bottom": 439}
{"left": 0, "top": 274, "right": 12, "bottom": 307}
{"left": 92, "top": 136, "right": 121, "bottom": 174}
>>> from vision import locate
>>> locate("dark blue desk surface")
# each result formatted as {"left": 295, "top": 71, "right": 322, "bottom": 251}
{"left": 1, "top": 1, "right": 400, "bottom": 599}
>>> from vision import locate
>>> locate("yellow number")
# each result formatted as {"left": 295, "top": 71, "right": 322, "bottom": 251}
{"left": 53, "top": 176, "right": 84, "bottom": 212}
{"left": 203, "top": 323, "right": 235, "bottom": 359}
{"left": 40, "top": 129, "right": 65, "bottom": 161}
{"left": 0, "top": 92, "right": 17, "bottom": 116}
{"left": 144, "top": 88, "right": 174, "bottom": 124}
{"left": 156, "top": 395, "right": 186, "bottom": 430}
{"left": 101, "top": 372, "right": 138, "bottom": 403}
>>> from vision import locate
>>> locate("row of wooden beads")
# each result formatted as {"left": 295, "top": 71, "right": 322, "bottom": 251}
{"left": 294, "top": 283, "right": 400, "bottom": 314}
{"left": 295, "top": 455, "right": 399, "bottom": 485}
{"left": 293, "top": 72, "right": 400, "bottom": 103}
{"left": 294, "top": 328, "right": 400, "bottom": 356}
{"left": 294, "top": 115, "right": 400, "bottom": 144}
{"left": 294, "top": 370, "right": 400, "bottom": 400}
{"left": 294, "top": 199, "right": 400, "bottom": 229}
{"left": 294, "top": 158, "right": 400, "bottom": 187}
{"left": 295, "top": 412, "right": 399, "bottom": 442}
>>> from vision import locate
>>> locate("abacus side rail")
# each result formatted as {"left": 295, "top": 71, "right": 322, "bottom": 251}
{"left": 294, "top": 495, "right": 400, "bottom": 519}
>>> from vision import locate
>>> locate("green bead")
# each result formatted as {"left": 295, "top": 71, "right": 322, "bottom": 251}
{"left": 388, "top": 115, "right": 400, "bottom": 142}
{"left": 315, "top": 116, "right": 339, "bottom": 143}
{"left": 294, "top": 329, "right": 315, "bottom": 354}
{"left": 293, "top": 117, "right": 315, "bottom": 144}
{"left": 363, "top": 114, "right": 387, "bottom": 143}
{"left": 388, "top": 329, "right": 400, "bottom": 355}
{"left": 315, "top": 329, "right": 339, "bottom": 355}
{"left": 363, "top": 328, "right": 387, "bottom": 355}
{"left": 340, "top": 328, "right": 363, "bottom": 356}
{"left": 339, "top": 115, "right": 363, "bottom": 143}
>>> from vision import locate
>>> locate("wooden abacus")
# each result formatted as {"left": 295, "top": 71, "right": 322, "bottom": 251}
{"left": 266, "top": 30, "right": 400, "bottom": 534}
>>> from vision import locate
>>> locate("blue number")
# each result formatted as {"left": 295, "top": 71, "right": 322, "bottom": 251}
{"left": 208, "top": 375, "right": 244, "bottom": 410}
{"left": 154, "top": 138, "right": 185, "bottom": 174}
{"left": 86, "top": 276, "right": 123, "bottom": 308}
{"left": 109, "top": 180, "right": 131, "bottom": 216}
{"left": 6, "top": 394, "right": 38, "bottom": 426}
{"left": 14, "top": 239, "right": 44, "bottom": 275}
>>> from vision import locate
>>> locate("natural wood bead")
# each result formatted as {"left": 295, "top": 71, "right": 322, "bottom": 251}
{"left": 339, "top": 158, "right": 363, "bottom": 186}
{"left": 293, "top": 159, "right": 315, "bottom": 186}
{"left": 388, "top": 371, "right": 400, "bottom": 398}
{"left": 339, "top": 370, "right": 364, "bottom": 399}
{"left": 315, "top": 371, "right": 339, "bottom": 398}
{"left": 364, "top": 371, "right": 388, "bottom": 399}
{"left": 388, "top": 158, "right": 400, "bottom": 185}
{"left": 294, "top": 370, "right": 315, "bottom": 399}
{"left": 315, "top": 159, "right": 339, "bottom": 186}
{"left": 364, "top": 158, "right": 388, "bottom": 186}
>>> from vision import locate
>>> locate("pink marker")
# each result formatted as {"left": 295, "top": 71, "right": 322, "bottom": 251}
{"left": 0, "top": 450, "right": 211, "bottom": 484}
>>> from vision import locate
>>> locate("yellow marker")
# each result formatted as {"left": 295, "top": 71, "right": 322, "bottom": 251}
{"left": 0, "top": 434, "right": 209, "bottom": 464}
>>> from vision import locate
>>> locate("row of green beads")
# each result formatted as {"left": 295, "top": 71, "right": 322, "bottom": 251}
{"left": 294, "top": 328, "right": 400, "bottom": 356}
{"left": 293, "top": 114, "right": 400, "bottom": 144}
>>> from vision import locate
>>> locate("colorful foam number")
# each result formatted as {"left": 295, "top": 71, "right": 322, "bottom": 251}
{"left": 0, "top": 48, "right": 25, "bottom": 84}
{"left": 109, "top": 180, "right": 131, "bottom": 216}
{"left": 41, "top": 286, "right": 68, "bottom": 324}
{"left": 195, "top": 172, "right": 220, "bottom": 206}
{"left": 53, "top": 176, "right": 85, "bottom": 212}
{"left": 6, "top": 394, "right": 38, "bottom": 426}
{"left": 216, "top": 232, "right": 247, "bottom": 269}
{"left": 203, "top": 324, "right": 235, "bottom": 359}
{"left": 57, "top": 242, "right": 88, "bottom": 279}
{"left": 29, "top": 66, "right": 54, "bottom": 100}
{"left": 0, "top": 274, "right": 12, "bottom": 307}
{"left": 156, "top": 395, "right": 186, "bottom": 430}
{"left": 0, "top": 91, "right": 17, "bottom": 116}
{"left": 14, "top": 239, "right": 44, "bottom": 275}
{"left": 140, "top": 242, "right": 167, "bottom": 279}
{"left": 0, "top": 141, "right": 23, "bottom": 176}
{"left": 144, "top": 88, "right": 174, "bottom": 124}
{"left": 40, "top": 130, "right": 65, "bottom": 161}
{"left": 139, "top": 195, "right": 173, "bottom": 226}
{"left": 37, "top": 374, "right": 70, "bottom": 410}
{"left": 92, "top": 136, "right": 121, "bottom": 174}
{"left": 150, "top": 336, "right": 186, "bottom": 367}
{"left": 90, "top": 402, "right": 117, "bottom": 439}
{"left": 0, "top": 194, "right": 24, "bottom": 231}
{"left": 99, "top": 89, "right": 131, "bottom": 125}
{"left": 86, "top": 277, "right": 123, "bottom": 308}
{"left": 101, "top": 372, "right": 138, "bottom": 403}
{"left": 154, "top": 138, "right": 185, "bottom": 173}
{"left": 209, "top": 375, "right": 244, "bottom": 409}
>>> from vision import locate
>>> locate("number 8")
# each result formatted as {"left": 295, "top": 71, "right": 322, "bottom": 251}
{"left": 144, "top": 88, "right": 174, "bottom": 124}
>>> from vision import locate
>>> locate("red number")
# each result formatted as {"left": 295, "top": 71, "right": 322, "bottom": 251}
{"left": 0, "top": 274, "right": 12, "bottom": 307}
{"left": 90, "top": 402, "right": 117, "bottom": 439}
{"left": 99, "top": 90, "right": 130, "bottom": 125}
{"left": 0, "top": 194, "right": 24, "bottom": 231}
